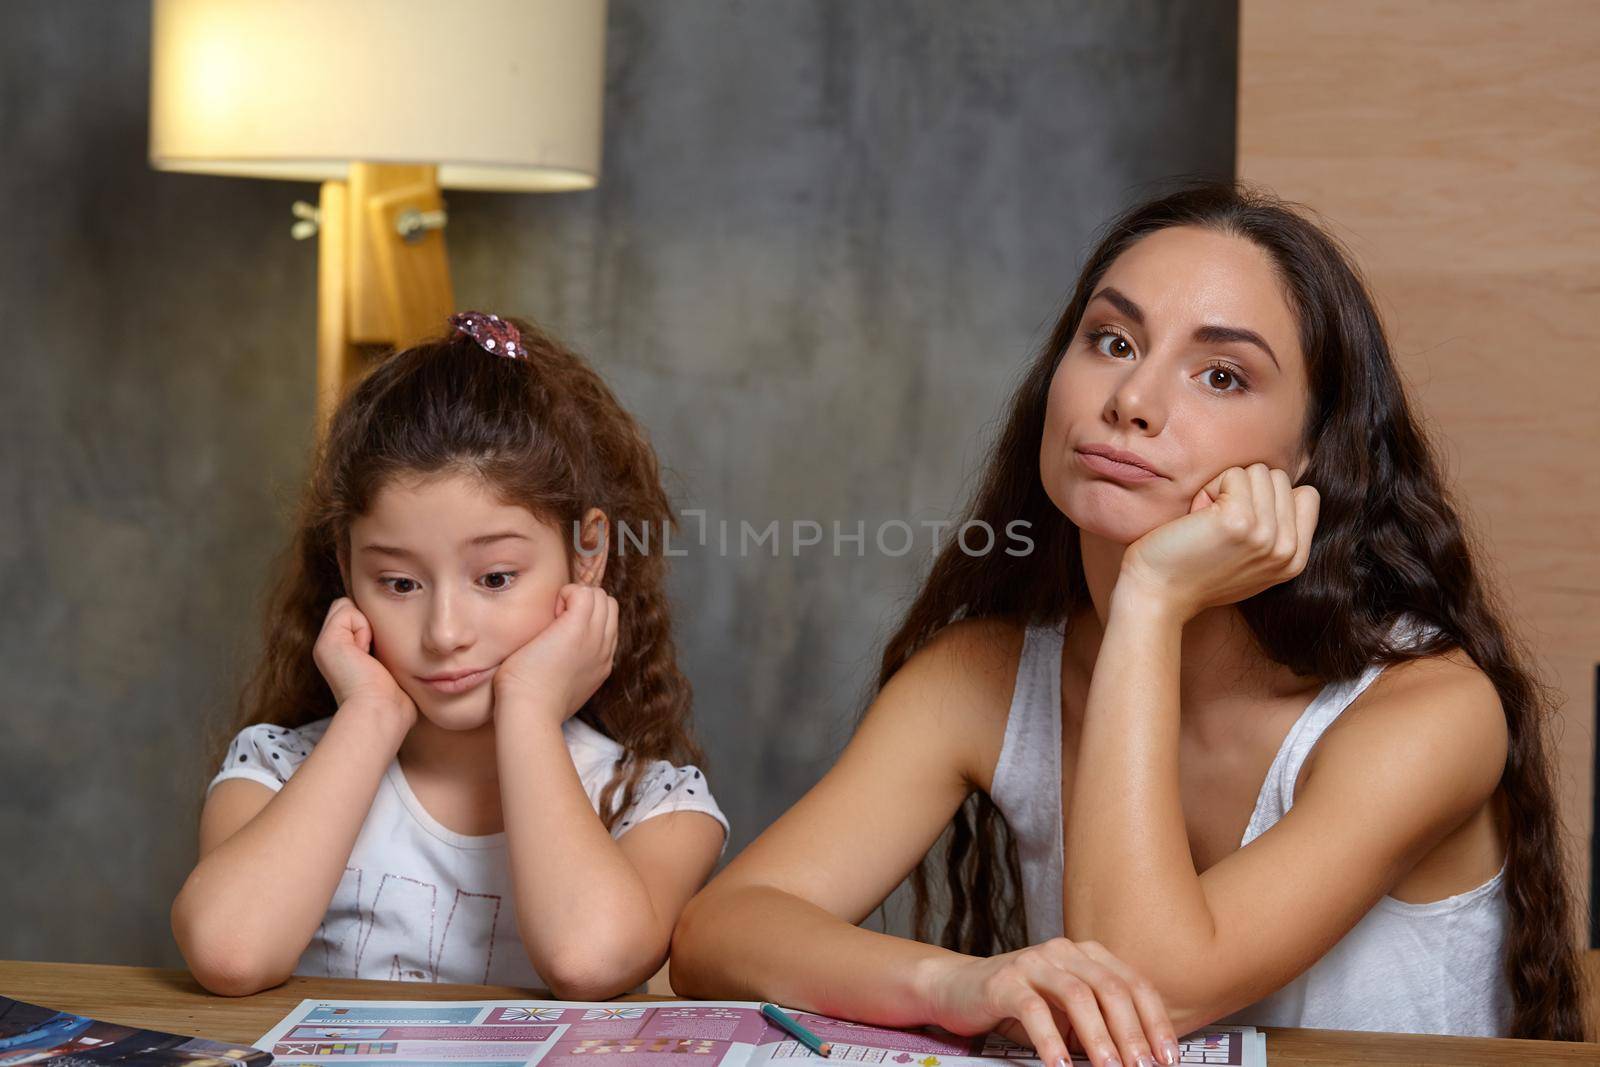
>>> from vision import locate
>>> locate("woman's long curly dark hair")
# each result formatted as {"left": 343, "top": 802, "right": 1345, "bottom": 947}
{"left": 881, "top": 179, "right": 1588, "bottom": 1040}
{"left": 214, "top": 315, "right": 703, "bottom": 829}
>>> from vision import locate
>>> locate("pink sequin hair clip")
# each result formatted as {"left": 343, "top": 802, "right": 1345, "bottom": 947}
{"left": 449, "top": 310, "right": 525, "bottom": 359}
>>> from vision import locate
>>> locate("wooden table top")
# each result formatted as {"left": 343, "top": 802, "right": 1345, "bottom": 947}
{"left": 0, "top": 960, "right": 1593, "bottom": 1066}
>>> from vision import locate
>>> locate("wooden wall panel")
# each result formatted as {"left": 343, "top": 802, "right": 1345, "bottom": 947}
{"left": 1239, "top": 0, "right": 1600, "bottom": 945}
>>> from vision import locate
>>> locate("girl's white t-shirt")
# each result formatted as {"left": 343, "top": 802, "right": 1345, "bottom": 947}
{"left": 207, "top": 715, "right": 729, "bottom": 988}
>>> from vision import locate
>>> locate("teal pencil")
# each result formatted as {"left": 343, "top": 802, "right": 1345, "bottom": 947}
{"left": 760, "top": 1003, "right": 832, "bottom": 1058}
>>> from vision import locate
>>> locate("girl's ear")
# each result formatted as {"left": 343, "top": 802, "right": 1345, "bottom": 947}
{"left": 573, "top": 508, "right": 609, "bottom": 586}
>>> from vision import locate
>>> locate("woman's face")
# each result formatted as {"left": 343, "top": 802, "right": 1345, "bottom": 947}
{"left": 342, "top": 471, "right": 598, "bottom": 732}
{"left": 1040, "top": 225, "right": 1311, "bottom": 545}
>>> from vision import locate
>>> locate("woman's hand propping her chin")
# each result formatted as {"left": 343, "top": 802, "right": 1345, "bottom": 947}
{"left": 1118, "top": 462, "right": 1320, "bottom": 623}
{"left": 492, "top": 583, "right": 619, "bottom": 725}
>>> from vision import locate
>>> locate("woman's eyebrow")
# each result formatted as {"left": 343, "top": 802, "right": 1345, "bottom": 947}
{"left": 1087, "top": 286, "right": 1281, "bottom": 372}
{"left": 361, "top": 532, "right": 531, "bottom": 560}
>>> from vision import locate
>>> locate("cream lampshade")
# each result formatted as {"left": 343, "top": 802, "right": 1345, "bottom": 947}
{"left": 148, "top": 0, "right": 607, "bottom": 428}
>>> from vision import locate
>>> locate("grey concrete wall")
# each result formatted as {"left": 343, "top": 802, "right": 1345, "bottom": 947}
{"left": 0, "top": 0, "right": 1236, "bottom": 965}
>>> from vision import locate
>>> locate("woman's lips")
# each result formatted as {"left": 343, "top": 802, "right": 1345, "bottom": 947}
{"left": 1076, "top": 449, "right": 1163, "bottom": 483}
{"left": 418, "top": 666, "right": 495, "bottom": 694}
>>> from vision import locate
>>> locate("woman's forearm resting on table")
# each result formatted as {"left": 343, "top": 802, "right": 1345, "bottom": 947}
{"left": 669, "top": 882, "right": 965, "bottom": 1026}
{"left": 172, "top": 700, "right": 408, "bottom": 996}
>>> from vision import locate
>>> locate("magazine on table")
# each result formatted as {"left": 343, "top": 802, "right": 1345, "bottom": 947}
{"left": 254, "top": 998, "right": 1265, "bottom": 1067}
{"left": 0, "top": 994, "right": 272, "bottom": 1067}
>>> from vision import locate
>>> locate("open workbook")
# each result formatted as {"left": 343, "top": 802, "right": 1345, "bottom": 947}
{"left": 256, "top": 999, "right": 1265, "bottom": 1067}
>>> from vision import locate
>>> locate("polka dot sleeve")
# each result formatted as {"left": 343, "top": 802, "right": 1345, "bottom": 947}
{"left": 206, "top": 720, "right": 327, "bottom": 796}
{"left": 612, "top": 760, "right": 730, "bottom": 853}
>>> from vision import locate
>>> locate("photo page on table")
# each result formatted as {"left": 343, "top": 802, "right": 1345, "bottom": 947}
{"left": 0, "top": 994, "right": 274, "bottom": 1067}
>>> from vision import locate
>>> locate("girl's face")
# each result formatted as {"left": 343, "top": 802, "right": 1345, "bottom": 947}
{"left": 342, "top": 470, "right": 604, "bottom": 732}
{"left": 1040, "top": 225, "right": 1312, "bottom": 544}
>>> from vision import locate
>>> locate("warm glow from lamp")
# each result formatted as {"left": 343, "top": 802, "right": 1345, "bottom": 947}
{"left": 147, "top": 0, "right": 607, "bottom": 430}
{"left": 149, "top": 0, "right": 605, "bottom": 191}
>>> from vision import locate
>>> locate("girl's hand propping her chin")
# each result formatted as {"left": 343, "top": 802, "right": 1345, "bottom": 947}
{"left": 312, "top": 596, "right": 419, "bottom": 729}
{"left": 1119, "top": 462, "right": 1320, "bottom": 622}
{"left": 925, "top": 938, "right": 1180, "bottom": 1067}
{"left": 492, "top": 583, "right": 619, "bottom": 725}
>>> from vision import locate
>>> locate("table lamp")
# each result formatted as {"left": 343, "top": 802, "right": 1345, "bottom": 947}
{"left": 148, "top": 0, "right": 607, "bottom": 431}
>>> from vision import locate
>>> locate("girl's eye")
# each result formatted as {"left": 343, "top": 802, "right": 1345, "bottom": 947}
{"left": 481, "top": 571, "right": 518, "bottom": 591}
{"left": 1084, "top": 328, "right": 1250, "bottom": 394}
{"left": 377, "top": 572, "right": 519, "bottom": 596}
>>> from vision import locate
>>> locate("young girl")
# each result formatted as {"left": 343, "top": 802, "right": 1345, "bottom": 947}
{"left": 173, "top": 311, "right": 728, "bottom": 999}
{"left": 670, "top": 180, "right": 1590, "bottom": 1063}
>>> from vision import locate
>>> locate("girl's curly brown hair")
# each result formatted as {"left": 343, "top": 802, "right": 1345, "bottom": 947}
{"left": 214, "top": 314, "right": 702, "bottom": 829}
{"left": 879, "top": 178, "right": 1589, "bottom": 1041}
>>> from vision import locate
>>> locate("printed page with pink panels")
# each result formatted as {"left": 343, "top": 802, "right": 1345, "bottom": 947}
{"left": 255, "top": 999, "right": 1265, "bottom": 1067}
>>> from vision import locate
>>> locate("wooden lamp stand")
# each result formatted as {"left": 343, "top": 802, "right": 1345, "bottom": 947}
{"left": 312, "top": 162, "right": 456, "bottom": 433}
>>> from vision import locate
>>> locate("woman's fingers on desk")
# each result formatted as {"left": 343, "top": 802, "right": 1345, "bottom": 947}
{"left": 935, "top": 939, "right": 1176, "bottom": 1067}
{"left": 1073, "top": 940, "right": 1180, "bottom": 1067}
{"left": 1012, "top": 945, "right": 1162, "bottom": 1067}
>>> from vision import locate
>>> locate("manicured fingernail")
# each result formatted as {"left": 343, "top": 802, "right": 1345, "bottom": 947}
{"left": 1163, "top": 1040, "right": 1181, "bottom": 1065}
{"left": 1137, "top": 1054, "right": 1158, "bottom": 1067}
{"left": 1103, "top": 1057, "right": 1122, "bottom": 1067}
{"left": 1055, "top": 1059, "right": 1068, "bottom": 1067}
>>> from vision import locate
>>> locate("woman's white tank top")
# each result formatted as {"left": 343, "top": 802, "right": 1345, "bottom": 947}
{"left": 987, "top": 613, "right": 1512, "bottom": 1036}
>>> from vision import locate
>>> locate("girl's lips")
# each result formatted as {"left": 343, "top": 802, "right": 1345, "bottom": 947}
{"left": 1076, "top": 449, "right": 1163, "bottom": 483}
{"left": 419, "top": 666, "right": 495, "bottom": 694}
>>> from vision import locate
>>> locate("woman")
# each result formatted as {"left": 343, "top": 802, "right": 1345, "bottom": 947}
{"left": 670, "top": 180, "right": 1588, "bottom": 1066}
